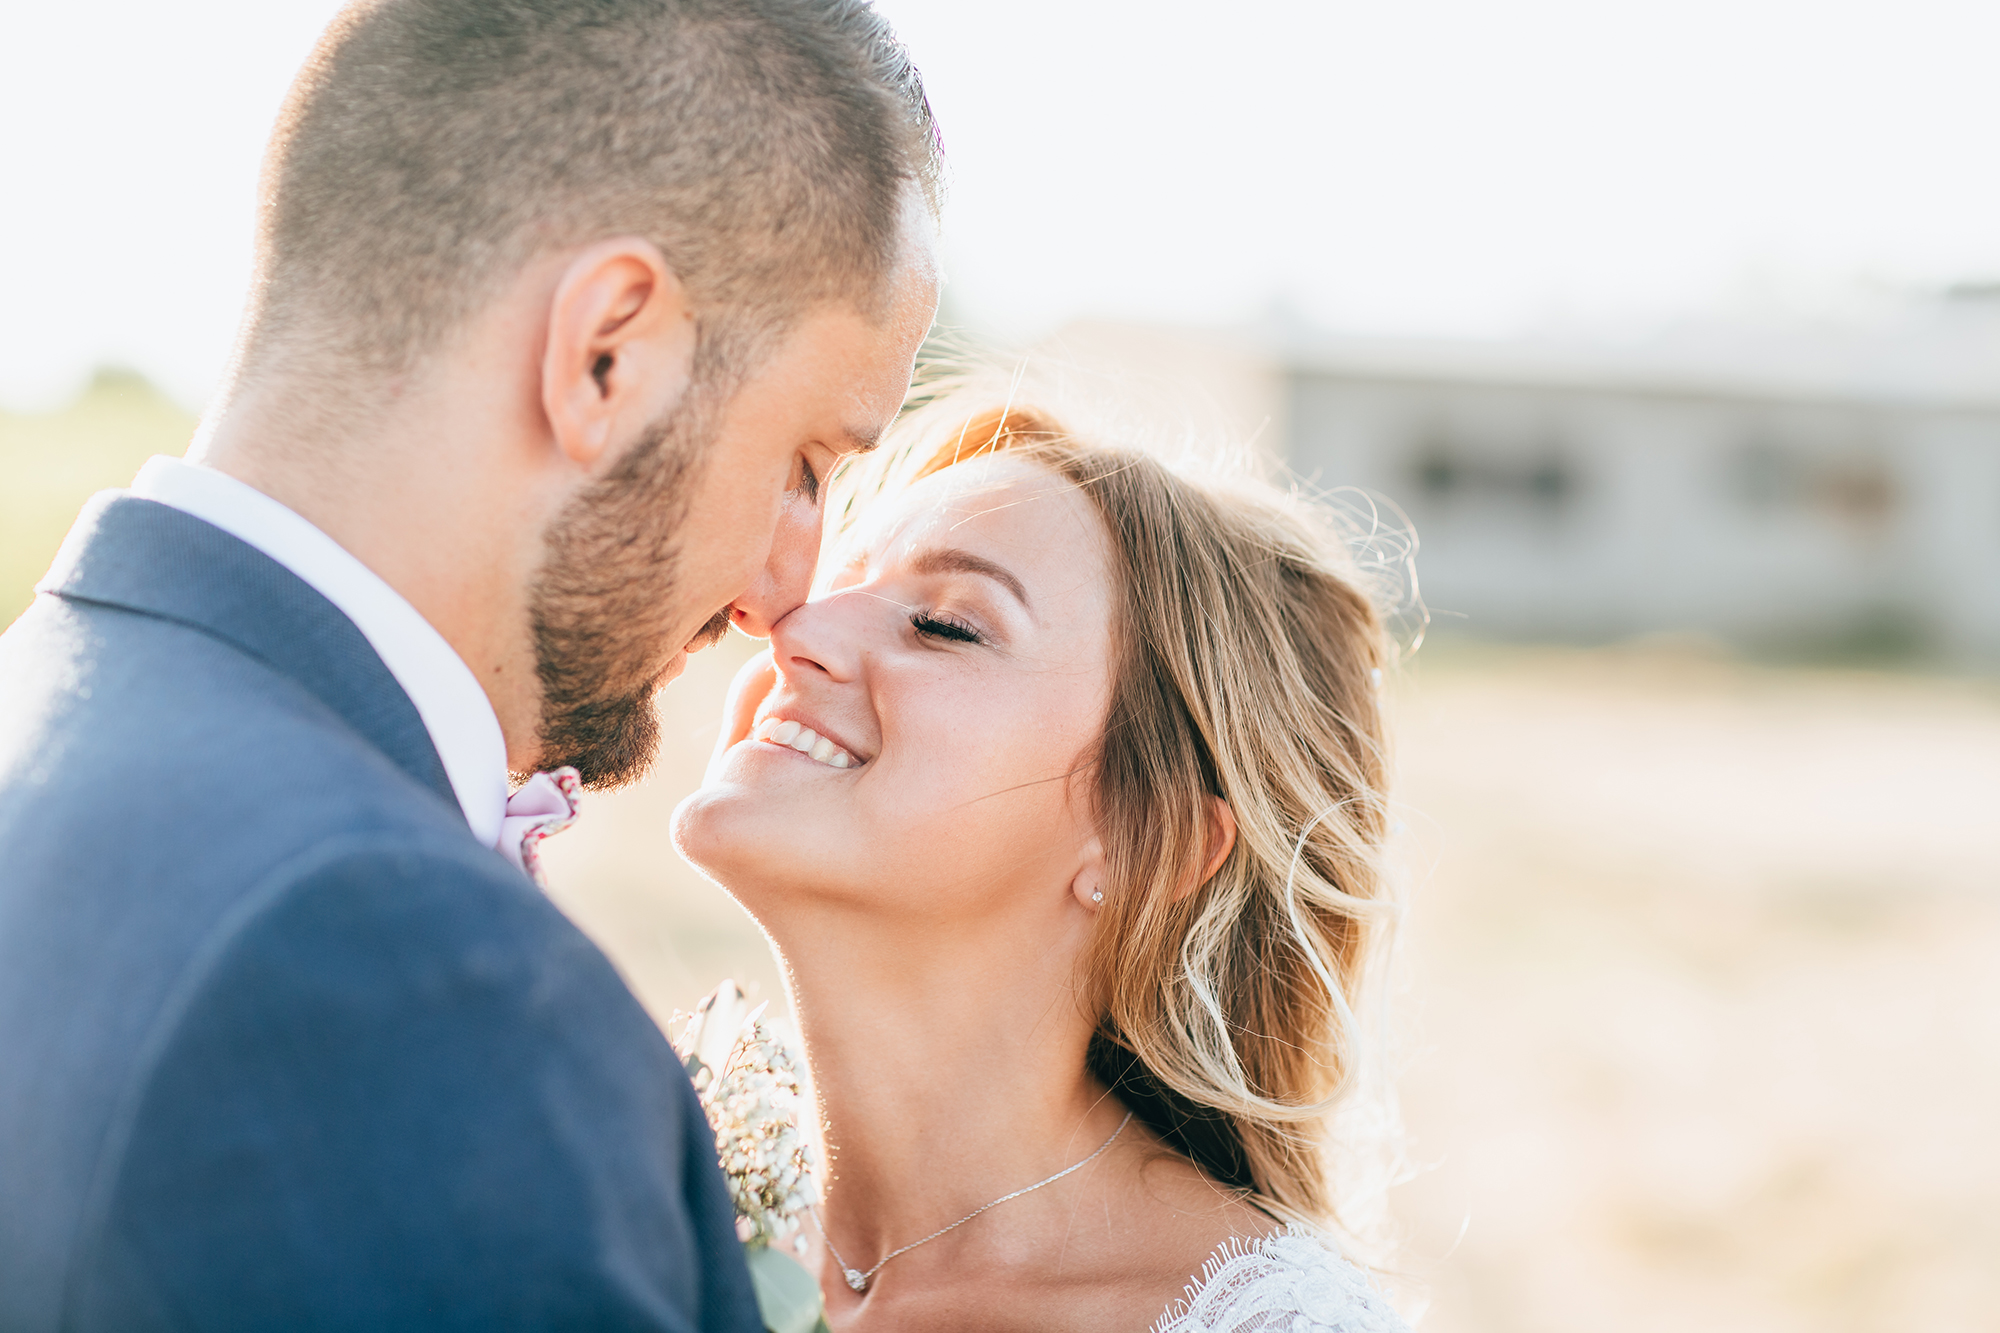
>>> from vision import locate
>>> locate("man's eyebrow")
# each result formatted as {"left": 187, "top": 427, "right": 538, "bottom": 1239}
{"left": 838, "top": 424, "right": 882, "bottom": 454}
{"left": 908, "top": 547, "right": 1030, "bottom": 610}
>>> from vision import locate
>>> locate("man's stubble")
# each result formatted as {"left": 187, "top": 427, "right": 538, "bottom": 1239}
{"left": 528, "top": 387, "right": 734, "bottom": 789}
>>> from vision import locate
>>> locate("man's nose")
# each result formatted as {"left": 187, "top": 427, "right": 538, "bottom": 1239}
{"left": 729, "top": 495, "right": 820, "bottom": 637}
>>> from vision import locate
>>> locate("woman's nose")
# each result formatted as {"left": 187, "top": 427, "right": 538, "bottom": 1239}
{"left": 767, "top": 586, "right": 880, "bottom": 683}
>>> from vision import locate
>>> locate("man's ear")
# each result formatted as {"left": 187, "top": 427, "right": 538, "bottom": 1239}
{"left": 1070, "top": 834, "right": 1108, "bottom": 912}
{"left": 1174, "top": 796, "right": 1237, "bottom": 902}
{"left": 542, "top": 236, "right": 697, "bottom": 470}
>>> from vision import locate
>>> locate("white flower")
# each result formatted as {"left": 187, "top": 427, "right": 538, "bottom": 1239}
{"left": 681, "top": 978, "right": 751, "bottom": 1084}
{"left": 673, "top": 980, "right": 819, "bottom": 1250}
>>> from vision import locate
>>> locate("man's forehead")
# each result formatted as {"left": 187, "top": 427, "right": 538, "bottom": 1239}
{"left": 890, "top": 185, "right": 945, "bottom": 300}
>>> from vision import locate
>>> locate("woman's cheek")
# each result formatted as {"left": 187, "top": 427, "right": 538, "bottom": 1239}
{"left": 705, "top": 651, "right": 777, "bottom": 784}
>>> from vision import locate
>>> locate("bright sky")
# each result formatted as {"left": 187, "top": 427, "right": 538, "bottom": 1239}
{"left": 3, "top": 0, "right": 1999, "bottom": 410}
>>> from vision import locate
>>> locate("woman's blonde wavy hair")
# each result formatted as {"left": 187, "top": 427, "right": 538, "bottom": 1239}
{"left": 840, "top": 393, "right": 1404, "bottom": 1227}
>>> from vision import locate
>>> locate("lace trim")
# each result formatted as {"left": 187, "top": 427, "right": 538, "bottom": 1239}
{"left": 1150, "top": 1224, "right": 1409, "bottom": 1333}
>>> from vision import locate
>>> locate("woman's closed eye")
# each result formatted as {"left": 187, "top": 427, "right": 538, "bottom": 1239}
{"left": 910, "top": 609, "right": 984, "bottom": 644}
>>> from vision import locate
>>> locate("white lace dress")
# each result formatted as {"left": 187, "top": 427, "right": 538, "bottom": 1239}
{"left": 1151, "top": 1227, "right": 1409, "bottom": 1333}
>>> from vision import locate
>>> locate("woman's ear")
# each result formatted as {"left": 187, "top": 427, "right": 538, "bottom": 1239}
{"left": 1070, "top": 835, "right": 1108, "bottom": 912}
{"left": 542, "top": 236, "right": 697, "bottom": 470}
{"left": 1203, "top": 797, "right": 1238, "bottom": 881}
{"left": 1174, "top": 796, "right": 1237, "bottom": 901}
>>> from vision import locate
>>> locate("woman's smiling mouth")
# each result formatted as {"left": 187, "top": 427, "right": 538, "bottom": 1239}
{"left": 750, "top": 716, "right": 862, "bottom": 769}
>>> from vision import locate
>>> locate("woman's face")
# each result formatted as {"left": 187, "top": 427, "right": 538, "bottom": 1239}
{"left": 673, "top": 454, "right": 1117, "bottom": 928}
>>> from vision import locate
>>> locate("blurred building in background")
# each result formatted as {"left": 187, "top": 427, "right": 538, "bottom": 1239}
{"left": 1051, "top": 297, "right": 2000, "bottom": 662}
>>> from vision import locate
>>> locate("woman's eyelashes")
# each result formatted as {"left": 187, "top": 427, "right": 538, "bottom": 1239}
{"left": 910, "top": 609, "right": 984, "bottom": 644}
{"left": 795, "top": 456, "right": 821, "bottom": 505}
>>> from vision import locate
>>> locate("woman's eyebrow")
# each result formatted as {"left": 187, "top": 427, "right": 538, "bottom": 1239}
{"left": 907, "top": 546, "right": 1031, "bottom": 610}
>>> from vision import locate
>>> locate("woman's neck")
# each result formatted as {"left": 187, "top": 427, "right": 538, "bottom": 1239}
{"left": 756, "top": 899, "right": 1274, "bottom": 1330}
{"left": 774, "top": 904, "right": 1123, "bottom": 1262}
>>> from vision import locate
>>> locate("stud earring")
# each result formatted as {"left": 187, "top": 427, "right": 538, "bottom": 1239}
{"left": 1090, "top": 889, "right": 1104, "bottom": 904}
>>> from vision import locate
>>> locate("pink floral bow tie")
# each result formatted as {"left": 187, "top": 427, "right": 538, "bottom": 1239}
{"left": 501, "top": 766, "right": 582, "bottom": 888}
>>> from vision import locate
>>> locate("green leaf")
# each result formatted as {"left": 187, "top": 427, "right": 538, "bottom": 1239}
{"left": 745, "top": 1244, "right": 827, "bottom": 1333}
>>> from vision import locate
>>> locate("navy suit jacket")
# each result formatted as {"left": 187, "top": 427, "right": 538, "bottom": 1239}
{"left": 0, "top": 494, "right": 761, "bottom": 1332}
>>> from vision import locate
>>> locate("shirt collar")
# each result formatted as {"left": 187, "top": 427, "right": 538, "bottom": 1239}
{"left": 130, "top": 456, "right": 510, "bottom": 849}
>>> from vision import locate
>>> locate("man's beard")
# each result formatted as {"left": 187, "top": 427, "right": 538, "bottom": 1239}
{"left": 528, "top": 388, "right": 731, "bottom": 789}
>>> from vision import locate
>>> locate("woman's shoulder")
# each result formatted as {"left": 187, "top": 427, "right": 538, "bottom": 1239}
{"left": 1150, "top": 1225, "right": 1410, "bottom": 1333}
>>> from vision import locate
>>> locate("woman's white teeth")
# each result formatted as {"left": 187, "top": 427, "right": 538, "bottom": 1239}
{"left": 752, "top": 716, "right": 858, "bottom": 769}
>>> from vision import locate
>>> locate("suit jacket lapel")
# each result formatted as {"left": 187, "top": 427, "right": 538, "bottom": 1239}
{"left": 39, "top": 492, "right": 462, "bottom": 819}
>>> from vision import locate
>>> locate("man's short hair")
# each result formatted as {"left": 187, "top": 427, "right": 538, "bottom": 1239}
{"left": 245, "top": 0, "right": 941, "bottom": 382}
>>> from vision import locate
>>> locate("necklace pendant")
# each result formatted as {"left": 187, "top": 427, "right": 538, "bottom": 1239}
{"left": 843, "top": 1268, "right": 869, "bottom": 1293}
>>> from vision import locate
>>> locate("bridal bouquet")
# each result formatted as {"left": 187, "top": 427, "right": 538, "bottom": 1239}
{"left": 674, "top": 981, "right": 830, "bottom": 1333}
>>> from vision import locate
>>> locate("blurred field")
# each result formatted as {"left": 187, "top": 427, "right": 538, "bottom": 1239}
{"left": 0, "top": 370, "right": 197, "bottom": 625}
{"left": 11, "top": 378, "right": 1998, "bottom": 1329}
{"left": 1386, "top": 646, "right": 2000, "bottom": 1332}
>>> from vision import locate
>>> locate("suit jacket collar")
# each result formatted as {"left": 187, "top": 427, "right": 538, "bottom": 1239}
{"left": 39, "top": 493, "right": 461, "bottom": 819}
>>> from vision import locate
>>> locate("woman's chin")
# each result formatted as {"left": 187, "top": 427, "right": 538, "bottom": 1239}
{"left": 671, "top": 777, "right": 828, "bottom": 902}
{"left": 669, "top": 783, "right": 751, "bottom": 881}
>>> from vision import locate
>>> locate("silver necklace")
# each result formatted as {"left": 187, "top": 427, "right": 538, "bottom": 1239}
{"left": 812, "top": 1110, "right": 1134, "bottom": 1294}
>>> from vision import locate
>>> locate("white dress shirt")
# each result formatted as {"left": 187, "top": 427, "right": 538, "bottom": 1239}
{"left": 130, "top": 456, "right": 510, "bottom": 849}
